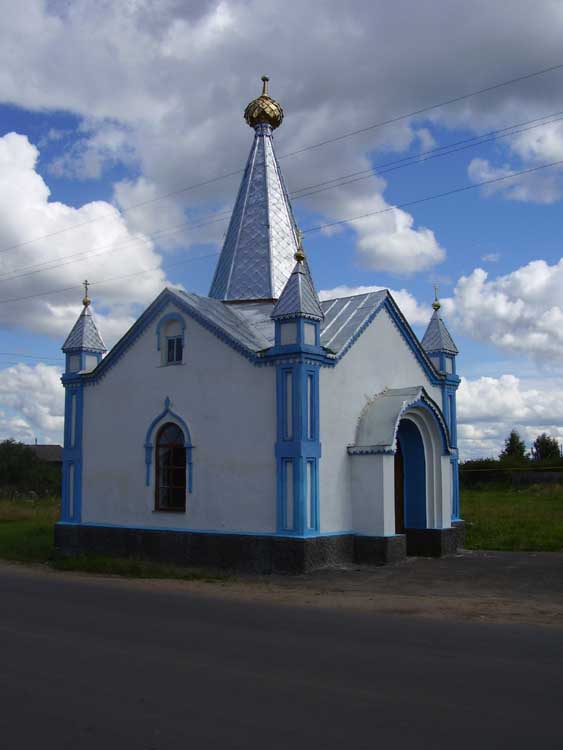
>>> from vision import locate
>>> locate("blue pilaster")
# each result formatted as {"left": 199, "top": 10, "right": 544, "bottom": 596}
{"left": 61, "top": 375, "right": 84, "bottom": 523}
{"left": 442, "top": 375, "right": 461, "bottom": 520}
{"left": 274, "top": 358, "right": 321, "bottom": 536}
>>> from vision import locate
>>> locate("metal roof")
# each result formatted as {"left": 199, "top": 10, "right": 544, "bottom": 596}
{"left": 208, "top": 123, "right": 298, "bottom": 302}
{"left": 421, "top": 310, "right": 458, "bottom": 354}
{"left": 320, "top": 290, "right": 387, "bottom": 353}
{"left": 27, "top": 444, "right": 63, "bottom": 463}
{"left": 62, "top": 306, "right": 106, "bottom": 353}
{"left": 171, "top": 290, "right": 272, "bottom": 353}
{"left": 271, "top": 261, "right": 324, "bottom": 320}
{"left": 170, "top": 290, "right": 389, "bottom": 358}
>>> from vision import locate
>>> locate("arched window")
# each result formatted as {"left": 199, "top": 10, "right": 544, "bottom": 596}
{"left": 155, "top": 422, "right": 186, "bottom": 512}
{"left": 156, "top": 314, "right": 185, "bottom": 366}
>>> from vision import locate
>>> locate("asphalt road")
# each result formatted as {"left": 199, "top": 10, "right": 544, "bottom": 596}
{"left": 1, "top": 564, "right": 562, "bottom": 749}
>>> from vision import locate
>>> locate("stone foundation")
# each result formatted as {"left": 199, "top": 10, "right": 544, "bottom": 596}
{"left": 405, "top": 527, "right": 459, "bottom": 557}
{"left": 452, "top": 520, "right": 467, "bottom": 548}
{"left": 354, "top": 534, "right": 406, "bottom": 565}
{"left": 54, "top": 523, "right": 358, "bottom": 574}
{"left": 55, "top": 522, "right": 460, "bottom": 573}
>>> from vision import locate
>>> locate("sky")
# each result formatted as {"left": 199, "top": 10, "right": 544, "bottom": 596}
{"left": 2, "top": 0, "right": 563, "bottom": 458}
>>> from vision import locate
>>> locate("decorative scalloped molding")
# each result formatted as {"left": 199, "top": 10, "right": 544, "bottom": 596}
{"left": 348, "top": 387, "right": 451, "bottom": 456}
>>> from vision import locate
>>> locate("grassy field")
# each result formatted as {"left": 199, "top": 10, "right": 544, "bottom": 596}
{"left": 0, "top": 486, "right": 562, "bottom": 577}
{"left": 462, "top": 483, "right": 563, "bottom": 551}
{"left": 0, "top": 497, "right": 225, "bottom": 580}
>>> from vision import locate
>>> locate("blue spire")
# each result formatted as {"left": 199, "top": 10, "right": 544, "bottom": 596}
{"left": 209, "top": 79, "right": 298, "bottom": 302}
{"left": 272, "top": 239, "right": 323, "bottom": 321}
{"left": 62, "top": 304, "right": 106, "bottom": 353}
{"left": 421, "top": 290, "right": 458, "bottom": 356}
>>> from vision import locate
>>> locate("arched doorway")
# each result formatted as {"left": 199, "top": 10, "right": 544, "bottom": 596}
{"left": 395, "top": 418, "right": 427, "bottom": 531}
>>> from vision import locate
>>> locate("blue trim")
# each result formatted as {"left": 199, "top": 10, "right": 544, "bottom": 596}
{"left": 156, "top": 312, "right": 185, "bottom": 351}
{"left": 275, "top": 351, "right": 322, "bottom": 535}
{"left": 61, "top": 382, "right": 84, "bottom": 523}
{"left": 441, "top": 374, "right": 460, "bottom": 521}
{"left": 77, "top": 289, "right": 265, "bottom": 386}
{"left": 55, "top": 520, "right": 357, "bottom": 539}
{"left": 144, "top": 397, "right": 193, "bottom": 492}
{"left": 413, "top": 398, "right": 451, "bottom": 455}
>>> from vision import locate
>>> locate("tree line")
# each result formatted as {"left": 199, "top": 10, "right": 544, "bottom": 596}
{"left": 462, "top": 430, "right": 563, "bottom": 472}
{"left": 0, "top": 439, "right": 61, "bottom": 497}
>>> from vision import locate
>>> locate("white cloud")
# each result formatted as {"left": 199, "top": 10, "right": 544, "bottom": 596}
{"left": 2, "top": 1, "right": 561, "bottom": 275}
{"left": 0, "top": 363, "right": 64, "bottom": 443}
{"left": 481, "top": 252, "right": 500, "bottom": 263}
{"left": 49, "top": 119, "right": 137, "bottom": 180}
{"left": 468, "top": 156, "right": 562, "bottom": 204}
{"left": 457, "top": 373, "right": 563, "bottom": 458}
{"left": 446, "top": 258, "right": 563, "bottom": 361}
{"left": 0, "top": 131, "right": 172, "bottom": 344}
{"left": 319, "top": 284, "right": 431, "bottom": 325}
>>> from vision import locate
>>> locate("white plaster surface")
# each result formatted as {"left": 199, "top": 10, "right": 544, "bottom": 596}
{"left": 319, "top": 308, "right": 445, "bottom": 534}
{"left": 81, "top": 302, "right": 277, "bottom": 533}
{"left": 350, "top": 453, "right": 395, "bottom": 536}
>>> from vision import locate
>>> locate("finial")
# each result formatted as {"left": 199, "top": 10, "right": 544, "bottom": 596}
{"left": 82, "top": 279, "right": 91, "bottom": 307}
{"left": 294, "top": 229, "right": 306, "bottom": 263}
{"left": 432, "top": 284, "right": 440, "bottom": 311}
{"left": 244, "top": 75, "right": 284, "bottom": 130}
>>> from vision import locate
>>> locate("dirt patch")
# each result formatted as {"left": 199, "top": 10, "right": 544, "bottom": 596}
{"left": 4, "top": 549, "right": 563, "bottom": 627}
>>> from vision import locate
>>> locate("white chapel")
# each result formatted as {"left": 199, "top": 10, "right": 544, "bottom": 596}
{"left": 56, "top": 78, "right": 463, "bottom": 573}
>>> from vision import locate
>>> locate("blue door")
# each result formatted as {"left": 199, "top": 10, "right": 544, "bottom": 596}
{"left": 396, "top": 419, "right": 427, "bottom": 529}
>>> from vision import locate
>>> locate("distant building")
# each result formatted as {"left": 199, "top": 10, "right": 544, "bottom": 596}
{"left": 56, "top": 78, "right": 463, "bottom": 573}
{"left": 27, "top": 444, "right": 63, "bottom": 467}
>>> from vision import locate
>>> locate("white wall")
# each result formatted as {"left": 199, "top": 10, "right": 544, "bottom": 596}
{"left": 319, "top": 308, "right": 443, "bottom": 534}
{"left": 350, "top": 453, "right": 395, "bottom": 536}
{"left": 81, "top": 302, "right": 277, "bottom": 533}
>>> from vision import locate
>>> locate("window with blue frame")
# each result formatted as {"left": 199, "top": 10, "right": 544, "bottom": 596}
{"left": 157, "top": 314, "right": 185, "bottom": 366}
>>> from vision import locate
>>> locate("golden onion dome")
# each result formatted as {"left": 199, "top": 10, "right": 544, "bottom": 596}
{"left": 244, "top": 76, "right": 284, "bottom": 130}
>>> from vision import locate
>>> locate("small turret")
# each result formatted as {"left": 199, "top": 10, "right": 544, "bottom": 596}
{"left": 271, "top": 232, "right": 324, "bottom": 350}
{"left": 62, "top": 280, "right": 106, "bottom": 375}
{"left": 421, "top": 286, "right": 458, "bottom": 375}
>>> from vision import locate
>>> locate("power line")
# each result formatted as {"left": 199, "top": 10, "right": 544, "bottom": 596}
{"left": 0, "top": 212, "right": 231, "bottom": 284}
{"left": 291, "top": 111, "right": 563, "bottom": 199}
{"left": 0, "top": 251, "right": 221, "bottom": 305}
{"left": 0, "top": 60, "right": 562, "bottom": 256}
{"left": 2, "top": 110, "right": 562, "bottom": 286}
{"left": 301, "top": 157, "right": 563, "bottom": 236}
{"left": 0, "top": 352, "right": 64, "bottom": 361}
{"left": 2, "top": 158, "right": 562, "bottom": 306}
{"left": 279, "top": 61, "right": 563, "bottom": 159}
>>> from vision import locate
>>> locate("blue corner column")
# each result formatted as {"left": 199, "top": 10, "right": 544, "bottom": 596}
{"left": 271, "top": 319, "right": 324, "bottom": 537}
{"left": 441, "top": 357, "right": 461, "bottom": 521}
{"left": 61, "top": 374, "right": 84, "bottom": 523}
{"left": 60, "top": 350, "right": 103, "bottom": 523}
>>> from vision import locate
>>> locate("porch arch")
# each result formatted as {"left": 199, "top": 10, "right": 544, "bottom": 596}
{"left": 348, "top": 386, "right": 452, "bottom": 534}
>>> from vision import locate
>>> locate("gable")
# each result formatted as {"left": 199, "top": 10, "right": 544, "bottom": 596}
{"left": 81, "top": 288, "right": 272, "bottom": 383}
{"left": 320, "top": 292, "right": 442, "bottom": 385}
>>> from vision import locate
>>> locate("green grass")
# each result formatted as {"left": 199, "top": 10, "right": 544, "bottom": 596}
{"left": 462, "top": 484, "right": 563, "bottom": 551}
{"left": 0, "top": 496, "right": 59, "bottom": 562}
{"left": 1, "top": 488, "right": 562, "bottom": 574}
{"left": 0, "top": 497, "right": 227, "bottom": 581}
